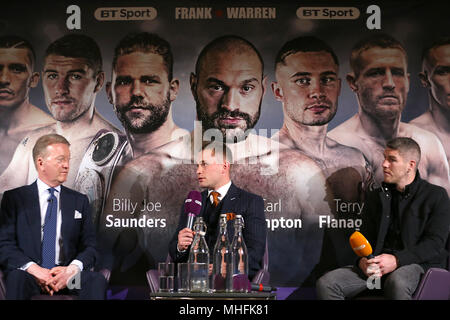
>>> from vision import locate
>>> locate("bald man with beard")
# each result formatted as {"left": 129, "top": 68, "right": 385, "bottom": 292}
{"left": 99, "top": 35, "right": 332, "bottom": 286}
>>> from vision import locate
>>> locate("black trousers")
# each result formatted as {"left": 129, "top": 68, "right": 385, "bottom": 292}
{"left": 5, "top": 269, "right": 107, "bottom": 300}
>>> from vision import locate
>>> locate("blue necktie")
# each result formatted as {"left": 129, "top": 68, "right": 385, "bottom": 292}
{"left": 42, "top": 188, "right": 57, "bottom": 269}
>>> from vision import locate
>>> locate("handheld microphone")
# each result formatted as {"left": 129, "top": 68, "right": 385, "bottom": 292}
{"left": 251, "top": 283, "right": 277, "bottom": 292}
{"left": 184, "top": 191, "right": 202, "bottom": 230}
{"left": 349, "top": 231, "right": 374, "bottom": 259}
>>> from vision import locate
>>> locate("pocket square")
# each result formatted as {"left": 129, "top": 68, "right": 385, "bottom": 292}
{"left": 74, "top": 210, "right": 82, "bottom": 219}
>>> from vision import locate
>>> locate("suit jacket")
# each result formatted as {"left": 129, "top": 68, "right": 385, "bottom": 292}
{"left": 360, "top": 172, "right": 450, "bottom": 271}
{"left": 0, "top": 181, "right": 97, "bottom": 274}
{"left": 169, "top": 183, "right": 266, "bottom": 279}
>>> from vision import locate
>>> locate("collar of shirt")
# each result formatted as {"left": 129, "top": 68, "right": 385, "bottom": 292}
{"left": 36, "top": 178, "right": 61, "bottom": 198}
{"left": 208, "top": 180, "right": 232, "bottom": 204}
{"left": 382, "top": 170, "right": 420, "bottom": 200}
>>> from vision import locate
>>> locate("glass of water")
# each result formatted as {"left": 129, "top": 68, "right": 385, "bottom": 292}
{"left": 177, "top": 263, "right": 190, "bottom": 293}
{"left": 189, "top": 263, "right": 209, "bottom": 293}
{"left": 158, "top": 262, "right": 175, "bottom": 293}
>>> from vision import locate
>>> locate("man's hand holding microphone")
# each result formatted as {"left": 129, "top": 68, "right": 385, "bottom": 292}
{"left": 351, "top": 231, "right": 398, "bottom": 278}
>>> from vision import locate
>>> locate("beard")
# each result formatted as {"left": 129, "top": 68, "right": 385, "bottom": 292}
{"left": 115, "top": 92, "right": 171, "bottom": 134}
{"left": 195, "top": 98, "right": 262, "bottom": 143}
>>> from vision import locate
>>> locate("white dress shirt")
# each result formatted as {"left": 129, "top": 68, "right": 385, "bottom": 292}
{"left": 208, "top": 180, "right": 232, "bottom": 205}
{"left": 177, "top": 180, "right": 232, "bottom": 253}
{"left": 21, "top": 179, "right": 83, "bottom": 271}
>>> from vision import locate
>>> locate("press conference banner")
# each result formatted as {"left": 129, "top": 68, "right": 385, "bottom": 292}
{"left": 0, "top": 0, "right": 448, "bottom": 288}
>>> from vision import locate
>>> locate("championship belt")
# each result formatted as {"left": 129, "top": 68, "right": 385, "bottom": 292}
{"left": 74, "top": 129, "right": 130, "bottom": 228}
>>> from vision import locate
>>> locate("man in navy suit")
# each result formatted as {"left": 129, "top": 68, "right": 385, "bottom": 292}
{"left": 0, "top": 133, "right": 106, "bottom": 299}
{"left": 169, "top": 141, "right": 267, "bottom": 279}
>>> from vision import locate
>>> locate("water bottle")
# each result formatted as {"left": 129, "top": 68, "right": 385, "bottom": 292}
{"left": 188, "top": 216, "right": 209, "bottom": 292}
{"left": 230, "top": 214, "right": 249, "bottom": 292}
{"left": 212, "top": 214, "right": 231, "bottom": 292}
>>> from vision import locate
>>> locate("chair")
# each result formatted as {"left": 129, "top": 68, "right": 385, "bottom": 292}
{"left": 146, "top": 240, "right": 270, "bottom": 292}
{"left": 146, "top": 254, "right": 173, "bottom": 293}
{"left": 250, "top": 240, "right": 270, "bottom": 285}
{"left": 412, "top": 233, "right": 450, "bottom": 300}
{"left": 0, "top": 268, "right": 111, "bottom": 300}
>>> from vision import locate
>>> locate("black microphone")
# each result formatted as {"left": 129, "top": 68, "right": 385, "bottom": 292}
{"left": 47, "top": 198, "right": 53, "bottom": 203}
{"left": 184, "top": 191, "right": 202, "bottom": 230}
{"left": 251, "top": 283, "right": 277, "bottom": 292}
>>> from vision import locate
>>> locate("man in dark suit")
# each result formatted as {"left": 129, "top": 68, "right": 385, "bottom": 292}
{"left": 0, "top": 133, "right": 106, "bottom": 299}
{"left": 169, "top": 141, "right": 266, "bottom": 280}
{"left": 316, "top": 137, "right": 450, "bottom": 300}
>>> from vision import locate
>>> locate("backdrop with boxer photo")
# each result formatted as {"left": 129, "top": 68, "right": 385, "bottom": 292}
{"left": 0, "top": 0, "right": 448, "bottom": 288}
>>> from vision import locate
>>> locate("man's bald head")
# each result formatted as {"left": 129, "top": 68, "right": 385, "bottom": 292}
{"left": 194, "top": 35, "right": 264, "bottom": 79}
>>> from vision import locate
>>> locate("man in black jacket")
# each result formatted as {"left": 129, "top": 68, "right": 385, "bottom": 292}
{"left": 169, "top": 141, "right": 266, "bottom": 280}
{"left": 316, "top": 137, "right": 450, "bottom": 299}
